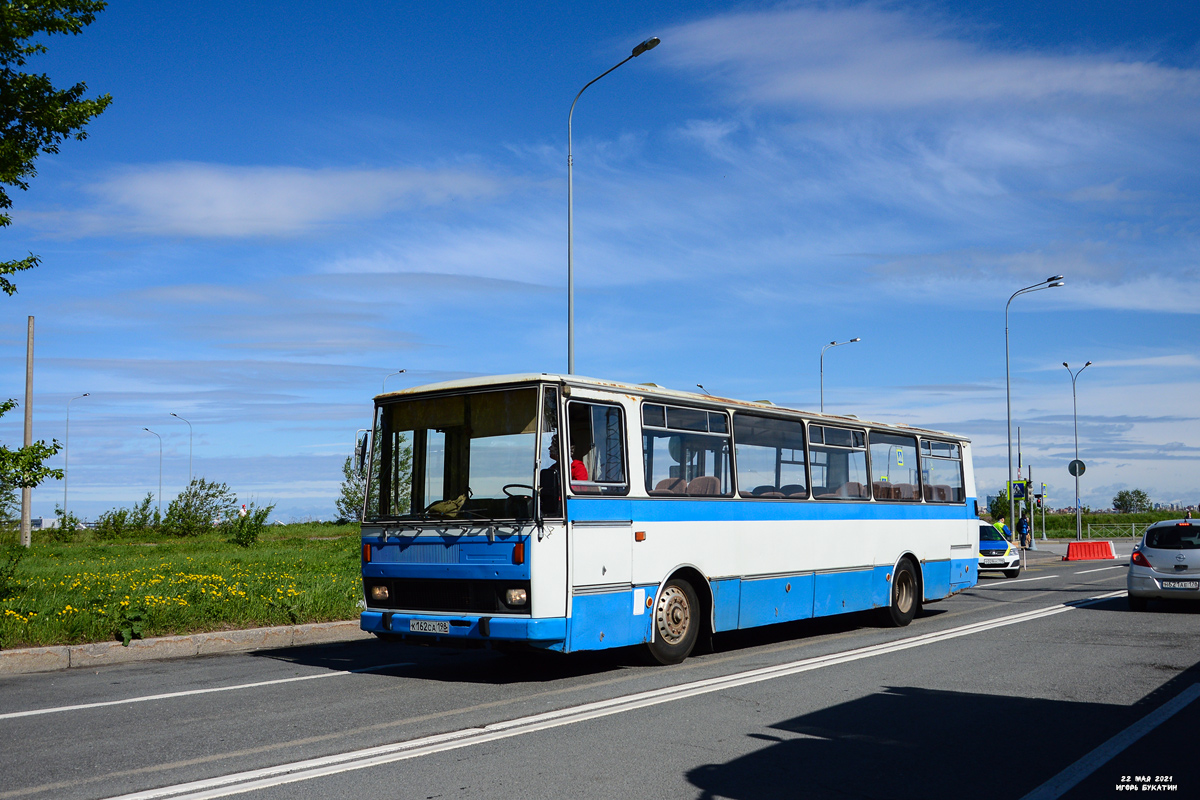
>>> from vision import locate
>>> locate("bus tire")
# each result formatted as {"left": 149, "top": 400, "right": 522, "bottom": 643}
{"left": 646, "top": 578, "right": 700, "bottom": 665}
{"left": 880, "top": 560, "right": 919, "bottom": 628}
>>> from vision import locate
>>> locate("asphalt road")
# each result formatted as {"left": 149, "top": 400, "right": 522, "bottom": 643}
{"left": 3, "top": 543, "right": 1197, "bottom": 800}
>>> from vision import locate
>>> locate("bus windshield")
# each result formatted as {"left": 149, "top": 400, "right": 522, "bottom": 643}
{"left": 365, "top": 387, "right": 540, "bottom": 522}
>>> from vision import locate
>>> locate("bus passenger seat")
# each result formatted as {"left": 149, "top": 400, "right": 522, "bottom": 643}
{"left": 872, "top": 481, "right": 893, "bottom": 500}
{"left": 652, "top": 478, "right": 687, "bottom": 495}
{"left": 686, "top": 476, "right": 721, "bottom": 496}
{"left": 894, "top": 483, "right": 916, "bottom": 500}
{"left": 837, "top": 482, "right": 866, "bottom": 498}
{"left": 780, "top": 484, "right": 807, "bottom": 498}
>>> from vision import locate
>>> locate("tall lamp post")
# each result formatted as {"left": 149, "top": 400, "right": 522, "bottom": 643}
{"left": 64, "top": 393, "right": 90, "bottom": 524}
{"left": 1064, "top": 361, "right": 1091, "bottom": 540}
{"left": 382, "top": 369, "right": 406, "bottom": 393}
{"left": 820, "top": 338, "right": 861, "bottom": 413}
{"left": 143, "top": 428, "right": 162, "bottom": 517}
{"left": 170, "top": 413, "right": 192, "bottom": 483}
{"left": 568, "top": 36, "right": 660, "bottom": 375}
{"left": 1006, "top": 276, "right": 1065, "bottom": 538}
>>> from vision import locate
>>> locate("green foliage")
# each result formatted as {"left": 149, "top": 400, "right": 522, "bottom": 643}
{"left": 115, "top": 603, "right": 145, "bottom": 646}
{"left": 0, "top": 400, "right": 62, "bottom": 493}
{"left": 162, "top": 478, "right": 236, "bottom": 536}
{"left": 988, "top": 490, "right": 1010, "bottom": 523}
{"left": 0, "top": 0, "right": 112, "bottom": 294}
{"left": 0, "top": 541, "right": 23, "bottom": 600}
{"left": 227, "top": 501, "right": 275, "bottom": 548}
{"left": 1113, "top": 489, "right": 1151, "bottom": 514}
{"left": 336, "top": 455, "right": 363, "bottom": 522}
{"left": 51, "top": 505, "right": 81, "bottom": 542}
{"left": 94, "top": 493, "right": 158, "bottom": 540}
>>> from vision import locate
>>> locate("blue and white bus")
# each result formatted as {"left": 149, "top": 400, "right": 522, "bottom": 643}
{"left": 359, "top": 374, "right": 978, "bottom": 664}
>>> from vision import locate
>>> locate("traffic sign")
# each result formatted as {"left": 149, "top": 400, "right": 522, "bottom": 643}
{"left": 1068, "top": 459, "right": 1086, "bottom": 477}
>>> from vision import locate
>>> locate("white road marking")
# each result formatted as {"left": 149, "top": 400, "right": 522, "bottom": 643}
{"left": 978, "top": 574, "right": 1059, "bottom": 585}
{"left": 1073, "top": 565, "right": 1126, "bottom": 575}
{"left": 0, "top": 662, "right": 414, "bottom": 721}
{"left": 102, "top": 591, "right": 1126, "bottom": 800}
{"left": 1020, "top": 683, "right": 1200, "bottom": 800}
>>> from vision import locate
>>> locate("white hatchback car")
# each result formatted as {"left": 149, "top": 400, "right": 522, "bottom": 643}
{"left": 1127, "top": 520, "right": 1200, "bottom": 611}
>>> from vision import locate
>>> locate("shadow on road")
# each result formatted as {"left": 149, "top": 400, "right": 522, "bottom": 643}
{"left": 687, "top": 661, "right": 1200, "bottom": 800}
{"left": 248, "top": 606, "right": 950, "bottom": 685}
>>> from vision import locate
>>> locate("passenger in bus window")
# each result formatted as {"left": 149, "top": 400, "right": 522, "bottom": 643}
{"left": 571, "top": 441, "right": 590, "bottom": 481}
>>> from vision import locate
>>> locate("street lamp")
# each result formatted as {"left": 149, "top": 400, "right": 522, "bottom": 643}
{"left": 567, "top": 36, "right": 660, "bottom": 375}
{"left": 1064, "top": 361, "right": 1091, "bottom": 540}
{"left": 820, "top": 338, "right": 861, "bottom": 413}
{"left": 170, "top": 413, "right": 192, "bottom": 484}
{"left": 1005, "top": 276, "right": 1065, "bottom": 538}
{"left": 143, "top": 428, "right": 162, "bottom": 517}
{"left": 64, "top": 393, "right": 90, "bottom": 524}
{"left": 382, "top": 369, "right": 406, "bottom": 393}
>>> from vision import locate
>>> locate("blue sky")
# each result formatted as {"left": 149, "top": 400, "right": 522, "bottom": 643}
{"left": 2, "top": 0, "right": 1198, "bottom": 521}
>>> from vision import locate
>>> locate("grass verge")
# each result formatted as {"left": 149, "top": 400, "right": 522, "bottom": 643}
{"left": 0, "top": 523, "right": 362, "bottom": 650}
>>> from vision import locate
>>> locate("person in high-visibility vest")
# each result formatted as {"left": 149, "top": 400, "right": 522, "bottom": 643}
{"left": 993, "top": 517, "right": 1012, "bottom": 542}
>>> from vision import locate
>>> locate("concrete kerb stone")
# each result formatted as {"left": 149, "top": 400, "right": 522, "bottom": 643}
{"left": 0, "top": 620, "right": 371, "bottom": 677}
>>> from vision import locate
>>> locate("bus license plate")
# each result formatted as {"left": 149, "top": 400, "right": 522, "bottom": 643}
{"left": 1162, "top": 580, "right": 1199, "bottom": 590}
{"left": 409, "top": 619, "right": 449, "bottom": 634}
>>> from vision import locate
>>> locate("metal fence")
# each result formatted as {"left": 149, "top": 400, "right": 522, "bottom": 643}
{"left": 1087, "top": 523, "right": 1152, "bottom": 539}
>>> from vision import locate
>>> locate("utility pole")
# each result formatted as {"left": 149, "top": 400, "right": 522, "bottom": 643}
{"left": 19, "top": 317, "right": 33, "bottom": 547}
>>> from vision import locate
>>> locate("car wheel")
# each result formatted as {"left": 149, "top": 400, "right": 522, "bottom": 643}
{"left": 1128, "top": 595, "right": 1148, "bottom": 612}
{"left": 646, "top": 578, "right": 700, "bottom": 665}
{"left": 1003, "top": 567, "right": 1021, "bottom": 579}
{"left": 879, "top": 559, "right": 920, "bottom": 627}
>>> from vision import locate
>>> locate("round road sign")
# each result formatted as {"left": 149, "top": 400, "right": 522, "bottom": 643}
{"left": 1068, "top": 459, "right": 1086, "bottom": 477}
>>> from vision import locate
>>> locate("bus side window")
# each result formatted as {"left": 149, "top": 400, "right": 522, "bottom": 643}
{"left": 642, "top": 403, "right": 733, "bottom": 497}
{"left": 733, "top": 413, "right": 808, "bottom": 499}
{"left": 920, "top": 439, "right": 964, "bottom": 503}
{"left": 869, "top": 432, "right": 919, "bottom": 502}
{"left": 567, "top": 401, "right": 628, "bottom": 495}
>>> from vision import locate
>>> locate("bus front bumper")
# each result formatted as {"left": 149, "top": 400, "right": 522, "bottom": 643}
{"left": 360, "top": 611, "right": 566, "bottom": 645}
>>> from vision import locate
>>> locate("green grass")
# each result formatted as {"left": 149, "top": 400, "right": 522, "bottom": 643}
{"left": 0, "top": 522, "right": 362, "bottom": 650}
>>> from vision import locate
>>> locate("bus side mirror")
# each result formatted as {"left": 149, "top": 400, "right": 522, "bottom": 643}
{"left": 975, "top": 501, "right": 983, "bottom": 518}
{"left": 355, "top": 432, "right": 369, "bottom": 476}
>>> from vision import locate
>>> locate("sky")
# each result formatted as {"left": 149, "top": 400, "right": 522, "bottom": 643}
{"left": 1, "top": 0, "right": 1198, "bottom": 521}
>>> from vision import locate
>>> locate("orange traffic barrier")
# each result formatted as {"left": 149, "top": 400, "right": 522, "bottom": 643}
{"left": 1063, "top": 540, "right": 1117, "bottom": 561}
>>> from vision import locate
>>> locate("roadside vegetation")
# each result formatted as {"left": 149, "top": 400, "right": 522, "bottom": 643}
{"left": 0, "top": 521, "right": 361, "bottom": 650}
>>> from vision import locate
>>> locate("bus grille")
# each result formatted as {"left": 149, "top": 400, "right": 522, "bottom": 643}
{"left": 364, "top": 578, "right": 529, "bottom": 613}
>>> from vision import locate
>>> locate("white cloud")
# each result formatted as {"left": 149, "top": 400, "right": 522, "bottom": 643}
{"left": 663, "top": 5, "right": 1200, "bottom": 111}
{"left": 61, "top": 163, "right": 506, "bottom": 238}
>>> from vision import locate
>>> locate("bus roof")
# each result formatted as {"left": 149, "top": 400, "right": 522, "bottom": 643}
{"left": 376, "top": 372, "right": 969, "bottom": 442}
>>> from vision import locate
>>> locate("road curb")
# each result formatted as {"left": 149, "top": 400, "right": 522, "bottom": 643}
{"left": 0, "top": 620, "right": 373, "bottom": 676}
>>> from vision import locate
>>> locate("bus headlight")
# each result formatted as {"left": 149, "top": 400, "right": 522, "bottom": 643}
{"left": 505, "top": 588, "right": 528, "bottom": 606}
{"left": 370, "top": 585, "right": 389, "bottom": 601}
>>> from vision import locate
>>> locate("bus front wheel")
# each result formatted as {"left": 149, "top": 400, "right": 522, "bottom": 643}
{"left": 646, "top": 578, "right": 700, "bottom": 665}
{"left": 880, "top": 560, "right": 920, "bottom": 627}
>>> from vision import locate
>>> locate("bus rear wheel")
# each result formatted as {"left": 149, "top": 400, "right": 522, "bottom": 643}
{"left": 880, "top": 560, "right": 919, "bottom": 627}
{"left": 646, "top": 578, "right": 700, "bottom": 665}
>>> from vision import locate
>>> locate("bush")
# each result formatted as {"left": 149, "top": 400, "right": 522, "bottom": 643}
{"left": 226, "top": 501, "right": 275, "bottom": 548}
{"left": 162, "top": 478, "right": 237, "bottom": 536}
{"left": 95, "top": 493, "right": 159, "bottom": 540}
{"left": 51, "top": 506, "right": 82, "bottom": 543}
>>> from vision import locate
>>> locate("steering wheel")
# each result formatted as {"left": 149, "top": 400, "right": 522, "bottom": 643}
{"left": 502, "top": 483, "right": 534, "bottom": 498}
